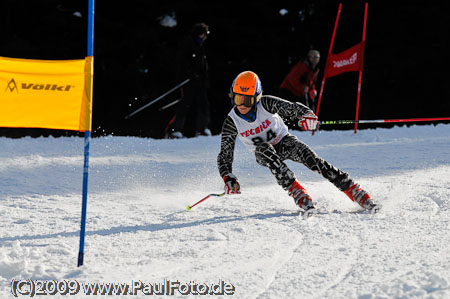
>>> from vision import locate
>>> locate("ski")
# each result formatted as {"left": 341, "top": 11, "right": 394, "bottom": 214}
{"left": 300, "top": 207, "right": 321, "bottom": 219}
{"left": 300, "top": 204, "right": 381, "bottom": 219}
{"left": 368, "top": 204, "right": 381, "bottom": 214}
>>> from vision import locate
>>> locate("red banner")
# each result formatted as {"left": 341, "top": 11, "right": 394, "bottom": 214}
{"left": 324, "top": 42, "right": 364, "bottom": 78}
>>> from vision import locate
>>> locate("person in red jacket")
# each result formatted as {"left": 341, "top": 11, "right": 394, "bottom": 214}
{"left": 279, "top": 50, "right": 320, "bottom": 112}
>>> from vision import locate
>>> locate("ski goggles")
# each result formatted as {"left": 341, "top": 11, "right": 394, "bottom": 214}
{"left": 233, "top": 93, "right": 258, "bottom": 108}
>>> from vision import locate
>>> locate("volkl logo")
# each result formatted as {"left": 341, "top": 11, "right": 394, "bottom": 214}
{"left": 5, "top": 78, "right": 19, "bottom": 93}
{"left": 4, "top": 78, "right": 74, "bottom": 93}
{"left": 22, "top": 83, "right": 73, "bottom": 91}
{"left": 333, "top": 52, "right": 358, "bottom": 68}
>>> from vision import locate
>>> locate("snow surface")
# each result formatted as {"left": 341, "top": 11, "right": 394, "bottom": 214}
{"left": 1, "top": 124, "right": 450, "bottom": 298}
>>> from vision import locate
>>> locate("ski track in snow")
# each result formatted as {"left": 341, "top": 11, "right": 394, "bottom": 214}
{"left": 1, "top": 124, "right": 450, "bottom": 298}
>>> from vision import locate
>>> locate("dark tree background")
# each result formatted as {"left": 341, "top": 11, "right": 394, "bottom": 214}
{"left": 1, "top": 0, "right": 449, "bottom": 138}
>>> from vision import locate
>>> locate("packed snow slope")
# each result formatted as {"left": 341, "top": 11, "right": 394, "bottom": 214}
{"left": 1, "top": 124, "right": 450, "bottom": 298}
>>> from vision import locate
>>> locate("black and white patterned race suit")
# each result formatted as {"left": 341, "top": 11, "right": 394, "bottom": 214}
{"left": 217, "top": 95, "right": 354, "bottom": 191}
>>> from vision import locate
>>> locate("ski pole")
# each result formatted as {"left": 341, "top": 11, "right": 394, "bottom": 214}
{"left": 187, "top": 192, "right": 225, "bottom": 210}
{"left": 318, "top": 117, "right": 450, "bottom": 125}
{"left": 124, "top": 79, "right": 190, "bottom": 119}
{"left": 158, "top": 98, "right": 182, "bottom": 111}
{"left": 305, "top": 93, "right": 310, "bottom": 109}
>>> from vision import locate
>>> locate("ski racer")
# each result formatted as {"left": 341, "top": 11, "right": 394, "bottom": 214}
{"left": 217, "top": 71, "right": 378, "bottom": 216}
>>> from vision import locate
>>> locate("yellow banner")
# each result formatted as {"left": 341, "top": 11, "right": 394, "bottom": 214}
{"left": 0, "top": 56, "right": 93, "bottom": 131}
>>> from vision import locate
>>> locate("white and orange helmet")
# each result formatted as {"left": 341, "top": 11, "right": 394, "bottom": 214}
{"left": 230, "top": 71, "right": 262, "bottom": 107}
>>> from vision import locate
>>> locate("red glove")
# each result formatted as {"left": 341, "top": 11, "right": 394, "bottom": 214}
{"left": 299, "top": 112, "right": 318, "bottom": 131}
{"left": 223, "top": 174, "right": 240, "bottom": 195}
{"left": 308, "top": 88, "right": 317, "bottom": 100}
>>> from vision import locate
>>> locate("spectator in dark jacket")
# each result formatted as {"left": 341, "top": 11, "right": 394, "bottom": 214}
{"left": 279, "top": 49, "right": 320, "bottom": 113}
{"left": 167, "top": 22, "right": 212, "bottom": 138}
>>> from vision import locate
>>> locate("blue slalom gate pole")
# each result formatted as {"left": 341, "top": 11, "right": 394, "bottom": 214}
{"left": 78, "top": 0, "right": 95, "bottom": 267}
{"left": 78, "top": 131, "right": 91, "bottom": 267}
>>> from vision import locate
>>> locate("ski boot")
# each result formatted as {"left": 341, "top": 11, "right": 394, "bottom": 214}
{"left": 288, "top": 179, "right": 316, "bottom": 218}
{"left": 344, "top": 183, "right": 379, "bottom": 214}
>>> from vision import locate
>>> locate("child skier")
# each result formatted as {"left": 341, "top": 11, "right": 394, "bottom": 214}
{"left": 217, "top": 71, "right": 378, "bottom": 216}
